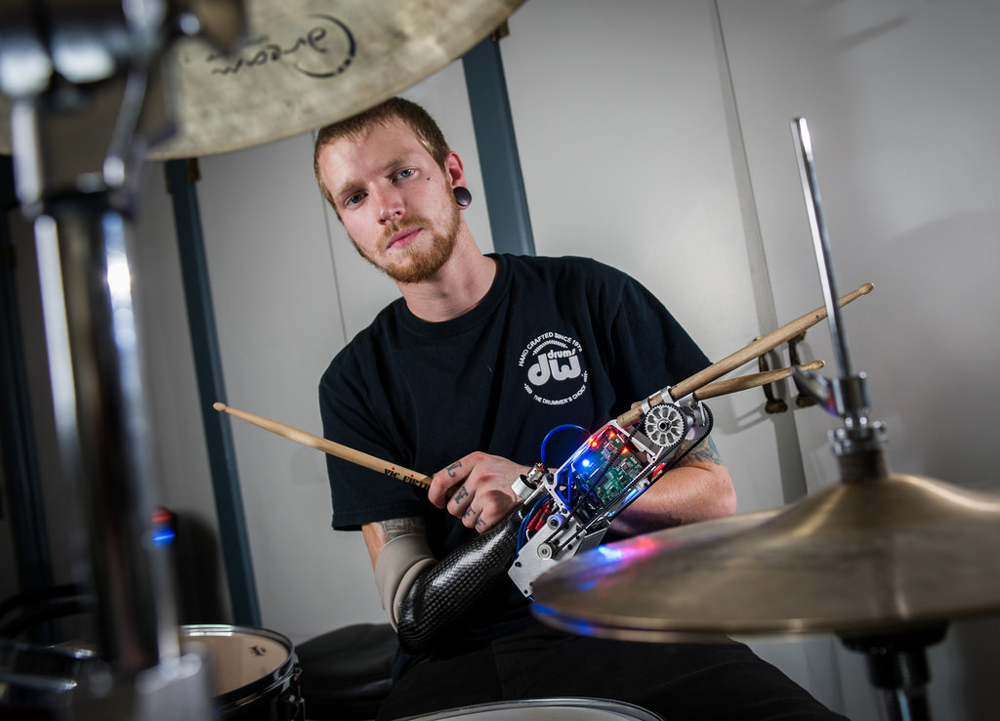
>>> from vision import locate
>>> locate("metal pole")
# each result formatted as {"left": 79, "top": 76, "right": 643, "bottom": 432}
{"left": 462, "top": 32, "right": 535, "bottom": 256}
{"left": 164, "top": 158, "right": 261, "bottom": 627}
{"left": 0, "top": 155, "right": 57, "bottom": 644}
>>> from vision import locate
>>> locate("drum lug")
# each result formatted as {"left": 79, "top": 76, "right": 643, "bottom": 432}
{"left": 281, "top": 665, "right": 306, "bottom": 721}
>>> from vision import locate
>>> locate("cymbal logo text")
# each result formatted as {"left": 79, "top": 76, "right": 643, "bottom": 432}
{"left": 205, "top": 14, "right": 356, "bottom": 80}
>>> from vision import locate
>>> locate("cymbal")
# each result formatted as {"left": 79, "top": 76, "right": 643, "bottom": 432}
{"left": 531, "top": 452, "right": 1000, "bottom": 641}
{"left": 0, "top": 0, "right": 525, "bottom": 160}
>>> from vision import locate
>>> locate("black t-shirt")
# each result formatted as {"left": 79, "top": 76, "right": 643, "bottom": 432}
{"left": 319, "top": 253, "right": 710, "bottom": 645}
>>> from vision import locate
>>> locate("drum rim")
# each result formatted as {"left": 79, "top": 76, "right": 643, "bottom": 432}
{"left": 398, "top": 697, "right": 663, "bottom": 720}
{"left": 179, "top": 623, "right": 297, "bottom": 716}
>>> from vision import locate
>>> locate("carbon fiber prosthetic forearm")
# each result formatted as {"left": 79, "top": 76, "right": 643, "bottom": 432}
{"left": 396, "top": 501, "right": 533, "bottom": 655}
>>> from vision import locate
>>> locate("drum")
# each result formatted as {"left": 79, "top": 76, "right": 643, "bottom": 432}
{"left": 401, "top": 698, "right": 662, "bottom": 720}
{"left": 181, "top": 624, "right": 303, "bottom": 721}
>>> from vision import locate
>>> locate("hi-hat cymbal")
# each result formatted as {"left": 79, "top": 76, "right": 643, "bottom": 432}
{"left": 0, "top": 0, "right": 525, "bottom": 160}
{"left": 531, "top": 452, "right": 1000, "bottom": 641}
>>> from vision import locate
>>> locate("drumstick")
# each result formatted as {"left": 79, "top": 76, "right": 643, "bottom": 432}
{"left": 217, "top": 284, "right": 863, "bottom": 479}
{"left": 213, "top": 402, "right": 431, "bottom": 488}
{"left": 617, "top": 283, "right": 872, "bottom": 427}
{"left": 215, "top": 352, "right": 820, "bottom": 489}
{"left": 691, "top": 360, "right": 824, "bottom": 401}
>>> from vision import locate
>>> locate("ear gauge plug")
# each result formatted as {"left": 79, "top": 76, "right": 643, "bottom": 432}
{"left": 453, "top": 186, "right": 472, "bottom": 207}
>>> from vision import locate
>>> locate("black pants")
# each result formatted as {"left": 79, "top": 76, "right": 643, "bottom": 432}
{"left": 376, "top": 621, "right": 848, "bottom": 721}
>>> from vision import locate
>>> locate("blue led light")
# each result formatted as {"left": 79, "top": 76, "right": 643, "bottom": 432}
{"left": 531, "top": 605, "right": 601, "bottom": 637}
{"left": 595, "top": 544, "right": 624, "bottom": 563}
{"left": 152, "top": 528, "right": 175, "bottom": 546}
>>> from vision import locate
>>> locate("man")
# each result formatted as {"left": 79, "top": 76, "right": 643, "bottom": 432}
{"left": 315, "top": 97, "right": 845, "bottom": 720}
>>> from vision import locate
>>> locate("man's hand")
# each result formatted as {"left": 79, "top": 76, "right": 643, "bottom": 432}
{"left": 428, "top": 452, "right": 529, "bottom": 533}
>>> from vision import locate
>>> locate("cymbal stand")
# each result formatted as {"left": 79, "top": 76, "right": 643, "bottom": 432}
{"left": 790, "top": 117, "right": 943, "bottom": 721}
{"left": 840, "top": 628, "right": 946, "bottom": 721}
{"left": 0, "top": 2, "right": 242, "bottom": 718}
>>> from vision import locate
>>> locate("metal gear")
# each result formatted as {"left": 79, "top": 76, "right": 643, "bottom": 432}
{"left": 643, "top": 404, "right": 689, "bottom": 450}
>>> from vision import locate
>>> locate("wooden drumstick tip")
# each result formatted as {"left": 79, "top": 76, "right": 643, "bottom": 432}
{"left": 213, "top": 402, "right": 227, "bottom": 412}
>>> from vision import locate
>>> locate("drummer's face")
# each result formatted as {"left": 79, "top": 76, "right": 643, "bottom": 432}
{"left": 317, "top": 119, "right": 462, "bottom": 283}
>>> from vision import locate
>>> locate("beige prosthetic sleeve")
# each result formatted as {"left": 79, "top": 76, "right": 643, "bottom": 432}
{"left": 374, "top": 534, "right": 437, "bottom": 629}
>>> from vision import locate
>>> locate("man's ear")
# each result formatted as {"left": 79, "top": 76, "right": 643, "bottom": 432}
{"left": 444, "top": 150, "right": 467, "bottom": 190}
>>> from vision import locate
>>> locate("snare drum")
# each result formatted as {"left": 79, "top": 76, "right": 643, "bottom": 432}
{"left": 401, "top": 698, "right": 662, "bottom": 720}
{"left": 181, "top": 624, "right": 303, "bottom": 721}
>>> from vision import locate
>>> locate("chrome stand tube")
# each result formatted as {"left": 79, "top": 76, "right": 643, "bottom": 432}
{"left": 0, "top": 2, "right": 243, "bottom": 717}
{"left": 34, "top": 202, "right": 175, "bottom": 674}
{"left": 791, "top": 118, "right": 939, "bottom": 721}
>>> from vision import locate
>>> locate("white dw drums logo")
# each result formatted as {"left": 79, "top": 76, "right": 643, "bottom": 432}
{"left": 518, "top": 332, "right": 588, "bottom": 406}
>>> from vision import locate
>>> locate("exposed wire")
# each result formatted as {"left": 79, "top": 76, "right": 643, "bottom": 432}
{"left": 539, "top": 424, "right": 587, "bottom": 465}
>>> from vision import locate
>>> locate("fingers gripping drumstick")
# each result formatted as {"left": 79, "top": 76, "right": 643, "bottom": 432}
{"left": 212, "top": 402, "right": 431, "bottom": 488}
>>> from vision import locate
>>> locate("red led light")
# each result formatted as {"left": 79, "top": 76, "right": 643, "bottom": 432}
{"left": 152, "top": 508, "right": 173, "bottom": 524}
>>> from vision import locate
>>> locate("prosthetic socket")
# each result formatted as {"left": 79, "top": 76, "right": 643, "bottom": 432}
{"left": 392, "top": 502, "right": 535, "bottom": 654}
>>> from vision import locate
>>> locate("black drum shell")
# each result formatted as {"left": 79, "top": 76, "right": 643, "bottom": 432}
{"left": 0, "top": 624, "right": 302, "bottom": 720}
{"left": 180, "top": 624, "right": 302, "bottom": 721}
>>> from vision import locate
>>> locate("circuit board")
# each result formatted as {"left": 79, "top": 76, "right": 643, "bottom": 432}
{"left": 562, "top": 423, "right": 650, "bottom": 524}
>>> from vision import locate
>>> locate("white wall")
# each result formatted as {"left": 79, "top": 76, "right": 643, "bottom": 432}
{"left": 715, "top": 2, "right": 1000, "bottom": 719}
{"left": 719, "top": 0, "right": 1000, "bottom": 490}
{"left": 5, "top": 0, "right": 999, "bottom": 718}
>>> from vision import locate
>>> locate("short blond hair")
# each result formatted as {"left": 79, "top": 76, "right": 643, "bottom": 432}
{"left": 313, "top": 97, "right": 451, "bottom": 208}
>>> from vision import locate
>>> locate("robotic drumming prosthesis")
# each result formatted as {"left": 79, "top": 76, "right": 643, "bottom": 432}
{"left": 393, "top": 392, "right": 712, "bottom": 655}
{"left": 508, "top": 392, "right": 713, "bottom": 596}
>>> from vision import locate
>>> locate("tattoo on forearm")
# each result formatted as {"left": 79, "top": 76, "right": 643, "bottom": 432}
{"left": 680, "top": 437, "right": 722, "bottom": 467}
{"left": 375, "top": 517, "right": 425, "bottom": 543}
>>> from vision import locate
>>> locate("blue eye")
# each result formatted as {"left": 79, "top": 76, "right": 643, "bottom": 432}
{"left": 395, "top": 168, "right": 416, "bottom": 180}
